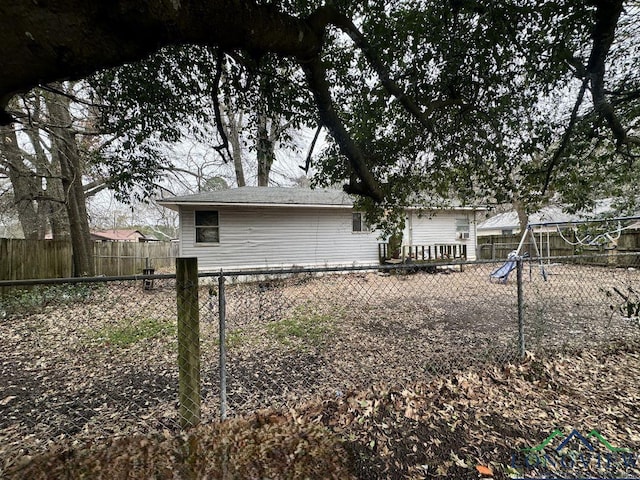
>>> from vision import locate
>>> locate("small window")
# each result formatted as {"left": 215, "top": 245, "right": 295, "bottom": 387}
{"left": 195, "top": 211, "right": 219, "bottom": 243}
{"left": 455, "top": 218, "right": 470, "bottom": 233}
{"left": 456, "top": 218, "right": 470, "bottom": 240}
{"left": 501, "top": 229, "right": 514, "bottom": 236}
{"left": 352, "top": 212, "right": 369, "bottom": 232}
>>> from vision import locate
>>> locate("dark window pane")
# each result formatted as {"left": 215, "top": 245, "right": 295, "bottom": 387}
{"left": 196, "top": 227, "right": 219, "bottom": 243}
{"left": 196, "top": 211, "right": 218, "bottom": 227}
{"left": 352, "top": 213, "right": 362, "bottom": 232}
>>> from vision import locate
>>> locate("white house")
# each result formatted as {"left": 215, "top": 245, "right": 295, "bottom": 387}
{"left": 477, "top": 200, "right": 634, "bottom": 237}
{"left": 477, "top": 206, "right": 579, "bottom": 237}
{"left": 158, "top": 186, "right": 482, "bottom": 271}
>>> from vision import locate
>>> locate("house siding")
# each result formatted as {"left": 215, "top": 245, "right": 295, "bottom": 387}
{"left": 179, "top": 206, "right": 382, "bottom": 271}
{"left": 406, "top": 210, "right": 478, "bottom": 260}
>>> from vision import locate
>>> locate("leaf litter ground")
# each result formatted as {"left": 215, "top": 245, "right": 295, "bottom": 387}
{"left": 1, "top": 264, "right": 640, "bottom": 478}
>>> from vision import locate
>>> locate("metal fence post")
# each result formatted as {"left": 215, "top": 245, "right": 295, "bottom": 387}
{"left": 218, "top": 273, "right": 227, "bottom": 420}
{"left": 176, "top": 257, "right": 200, "bottom": 429}
{"left": 517, "top": 257, "right": 525, "bottom": 357}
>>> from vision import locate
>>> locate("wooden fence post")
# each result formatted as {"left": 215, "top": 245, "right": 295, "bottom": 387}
{"left": 176, "top": 257, "right": 200, "bottom": 429}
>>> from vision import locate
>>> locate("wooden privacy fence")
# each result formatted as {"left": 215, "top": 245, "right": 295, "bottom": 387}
{"left": 0, "top": 238, "right": 178, "bottom": 280}
{"left": 93, "top": 241, "right": 179, "bottom": 276}
{"left": 478, "top": 230, "right": 640, "bottom": 260}
{"left": 0, "top": 238, "right": 73, "bottom": 280}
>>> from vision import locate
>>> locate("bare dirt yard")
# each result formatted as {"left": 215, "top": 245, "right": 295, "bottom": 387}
{"left": 2, "top": 261, "right": 640, "bottom": 478}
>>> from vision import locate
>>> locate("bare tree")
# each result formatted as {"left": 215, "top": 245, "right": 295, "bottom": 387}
{"left": 43, "top": 83, "right": 94, "bottom": 275}
{"left": 0, "top": 85, "right": 101, "bottom": 275}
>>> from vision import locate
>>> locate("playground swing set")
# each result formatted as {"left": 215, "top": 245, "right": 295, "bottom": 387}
{"left": 489, "top": 215, "right": 640, "bottom": 284}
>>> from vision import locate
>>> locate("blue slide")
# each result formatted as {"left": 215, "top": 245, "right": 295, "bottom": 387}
{"left": 490, "top": 252, "right": 518, "bottom": 284}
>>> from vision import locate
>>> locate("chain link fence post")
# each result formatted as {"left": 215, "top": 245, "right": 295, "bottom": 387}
{"left": 176, "top": 257, "right": 200, "bottom": 429}
{"left": 218, "top": 272, "right": 228, "bottom": 420}
{"left": 517, "top": 256, "right": 525, "bottom": 358}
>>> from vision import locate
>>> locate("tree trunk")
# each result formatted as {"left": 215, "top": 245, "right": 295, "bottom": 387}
{"left": 512, "top": 196, "right": 529, "bottom": 236}
{"left": 0, "top": 125, "right": 42, "bottom": 239}
{"left": 44, "top": 84, "right": 94, "bottom": 276}
{"left": 221, "top": 108, "right": 246, "bottom": 187}
{"left": 21, "top": 96, "right": 71, "bottom": 239}
{"left": 257, "top": 113, "right": 275, "bottom": 187}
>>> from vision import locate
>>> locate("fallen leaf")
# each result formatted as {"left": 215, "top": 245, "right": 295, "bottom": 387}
{"left": 0, "top": 395, "right": 16, "bottom": 406}
{"left": 476, "top": 464, "right": 493, "bottom": 476}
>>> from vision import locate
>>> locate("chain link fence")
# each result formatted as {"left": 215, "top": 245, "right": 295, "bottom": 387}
{"left": 0, "top": 274, "right": 181, "bottom": 462}
{"left": 216, "top": 262, "right": 520, "bottom": 417}
{"left": 519, "top": 254, "right": 640, "bottom": 352}
{"left": 1, "top": 253, "right": 640, "bottom": 466}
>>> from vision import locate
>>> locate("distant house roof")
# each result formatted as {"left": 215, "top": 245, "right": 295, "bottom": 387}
{"left": 158, "top": 186, "right": 484, "bottom": 211}
{"left": 477, "top": 199, "right": 640, "bottom": 232}
{"left": 478, "top": 206, "right": 579, "bottom": 232}
{"left": 90, "top": 229, "right": 147, "bottom": 242}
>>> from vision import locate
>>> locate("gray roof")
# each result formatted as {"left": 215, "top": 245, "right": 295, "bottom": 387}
{"left": 478, "top": 206, "right": 579, "bottom": 231}
{"left": 158, "top": 187, "right": 354, "bottom": 209}
{"left": 477, "top": 199, "right": 639, "bottom": 231}
{"left": 159, "top": 186, "right": 485, "bottom": 211}
{"left": 478, "top": 198, "right": 640, "bottom": 232}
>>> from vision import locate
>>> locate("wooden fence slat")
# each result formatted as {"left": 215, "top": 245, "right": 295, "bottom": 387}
{"left": 477, "top": 231, "right": 640, "bottom": 260}
{"left": 1, "top": 239, "right": 177, "bottom": 280}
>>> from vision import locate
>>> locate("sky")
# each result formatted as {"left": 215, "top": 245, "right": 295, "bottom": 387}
{"left": 85, "top": 125, "right": 328, "bottom": 233}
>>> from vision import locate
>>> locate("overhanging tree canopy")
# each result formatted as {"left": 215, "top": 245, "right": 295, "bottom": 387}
{"left": 1, "top": 0, "right": 638, "bottom": 209}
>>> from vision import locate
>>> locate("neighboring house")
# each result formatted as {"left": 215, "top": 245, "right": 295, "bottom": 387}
{"left": 158, "top": 186, "right": 483, "bottom": 271}
{"left": 477, "top": 206, "right": 579, "bottom": 237}
{"left": 90, "top": 229, "right": 148, "bottom": 242}
{"left": 477, "top": 200, "right": 639, "bottom": 237}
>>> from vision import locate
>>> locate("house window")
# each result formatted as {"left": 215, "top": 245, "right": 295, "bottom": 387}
{"left": 352, "top": 212, "right": 370, "bottom": 232}
{"left": 456, "top": 218, "right": 470, "bottom": 240}
{"left": 195, "top": 211, "right": 219, "bottom": 243}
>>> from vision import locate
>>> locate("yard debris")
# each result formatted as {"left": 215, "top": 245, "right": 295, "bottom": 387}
{"left": 3, "top": 413, "right": 354, "bottom": 480}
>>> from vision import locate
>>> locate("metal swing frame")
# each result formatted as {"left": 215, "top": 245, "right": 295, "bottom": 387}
{"left": 514, "top": 215, "right": 640, "bottom": 281}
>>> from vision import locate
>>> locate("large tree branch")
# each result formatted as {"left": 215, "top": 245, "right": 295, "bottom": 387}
{"left": 210, "top": 49, "right": 234, "bottom": 164}
{"left": 302, "top": 56, "right": 383, "bottom": 201}
{"left": 541, "top": 0, "right": 640, "bottom": 193}
{"left": 307, "top": 6, "right": 434, "bottom": 132}
{"left": 0, "top": 0, "right": 323, "bottom": 119}
{"left": 542, "top": 77, "right": 590, "bottom": 192}
{"left": 0, "top": 1, "right": 398, "bottom": 200}
{"left": 83, "top": 178, "right": 110, "bottom": 197}
{"left": 587, "top": 0, "right": 640, "bottom": 148}
{"left": 301, "top": 123, "right": 323, "bottom": 174}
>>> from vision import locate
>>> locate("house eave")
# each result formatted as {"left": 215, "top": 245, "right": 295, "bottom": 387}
{"left": 158, "top": 200, "right": 486, "bottom": 212}
{"left": 156, "top": 201, "right": 354, "bottom": 211}
{"left": 405, "top": 205, "right": 487, "bottom": 212}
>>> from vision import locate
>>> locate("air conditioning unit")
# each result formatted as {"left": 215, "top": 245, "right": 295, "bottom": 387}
{"left": 457, "top": 231, "right": 470, "bottom": 240}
